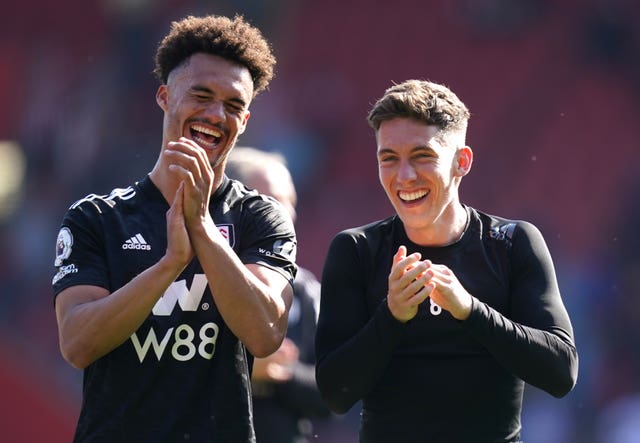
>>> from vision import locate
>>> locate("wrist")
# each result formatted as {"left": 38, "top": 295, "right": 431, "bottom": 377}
{"left": 453, "top": 293, "right": 473, "bottom": 321}
{"left": 156, "top": 254, "right": 188, "bottom": 280}
{"left": 187, "top": 215, "right": 216, "bottom": 238}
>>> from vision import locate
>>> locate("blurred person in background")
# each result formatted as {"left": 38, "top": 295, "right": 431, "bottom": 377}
{"left": 315, "top": 79, "right": 579, "bottom": 442}
{"left": 52, "top": 15, "right": 297, "bottom": 443}
{"left": 226, "top": 146, "right": 331, "bottom": 443}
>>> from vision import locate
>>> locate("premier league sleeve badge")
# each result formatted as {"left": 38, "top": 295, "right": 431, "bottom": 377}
{"left": 55, "top": 227, "right": 74, "bottom": 267}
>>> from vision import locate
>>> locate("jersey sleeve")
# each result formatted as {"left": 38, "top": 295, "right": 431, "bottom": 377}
{"left": 52, "top": 203, "right": 110, "bottom": 299}
{"left": 315, "top": 231, "right": 407, "bottom": 414}
{"left": 463, "top": 221, "right": 579, "bottom": 397}
{"left": 235, "top": 197, "right": 297, "bottom": 285}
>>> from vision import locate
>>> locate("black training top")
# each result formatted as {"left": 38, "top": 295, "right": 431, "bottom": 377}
{"left": 52, "top": 175, "right": 297, "bottom": 443}
{"left": 315, "top": 206, "right": 578, "bottom": 443}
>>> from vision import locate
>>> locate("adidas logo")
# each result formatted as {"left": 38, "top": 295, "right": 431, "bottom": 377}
{"left": 122, "top": 233, "right": 151, "bottom": 250}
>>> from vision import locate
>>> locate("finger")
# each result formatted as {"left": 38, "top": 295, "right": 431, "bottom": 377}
{"left": 167, "top": 137, "right": 206, "bottom": 156}
{"left": 167, "top": 181, "right": 183, "bottom": 215}
{"left": 397, "top": 261, "right": 428, "bottom": 288}
{"left": 167, "top": 164, "right": 196, "bottom": 190}
{"left": 392, "top": 253, "right": 422, "bottom": 280}
{"left": 174, "top": 137, "right": 214, "bottom": 180}
{"left": 403, "top": 275, "right": 430, "bottom": 298}
{"left": 165, "top": 147, "right": 203, "bottom": 181}
{"left": 390, "top": 247, "right": 409, "bottom": 280}
{"left": 406, "top": 284, "right": 433, "bottom": 306}
{"left": 174, "top": 181, "right": 184, "bottom": 206}
{"left": 401, "top": 251, "right": 423, "bottom": 268}
{"left": 393, "top": 245, "right": 407, "bottom": 264}
{"left": 178, "top": 137, "right": 213, "bottom": 174}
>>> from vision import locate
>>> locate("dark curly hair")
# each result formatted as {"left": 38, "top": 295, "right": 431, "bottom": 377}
{"left": 154, "top": 15, "right": 276, "bottom": 96}
{"left": 367, "top": 80, "right": 470, "bottom": 137}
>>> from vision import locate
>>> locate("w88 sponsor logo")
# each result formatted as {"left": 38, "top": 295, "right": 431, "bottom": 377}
{"left": 131, "top": 322, "right": 220, "bottom": 362}
{"left": 130, "top": 274, "right": 220, "bottom": 362}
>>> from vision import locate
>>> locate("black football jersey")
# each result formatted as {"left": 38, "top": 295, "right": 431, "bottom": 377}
{"left": 315, "top": 206, "right": 577, "bottom": 443}
{"left": 53, "top": 175, "right": 297, "bottom": 443}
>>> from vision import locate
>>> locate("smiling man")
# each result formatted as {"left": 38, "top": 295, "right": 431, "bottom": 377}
{"left": 314, "top": 79, "right": 579, "bottom": 442}
{"left": 52, "top": 15, "right": 296, "bottom": 443}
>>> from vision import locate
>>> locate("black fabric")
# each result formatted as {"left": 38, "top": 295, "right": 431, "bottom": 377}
{"left": 315, "top": 206, "right": 577, "bottom": 443}
{"left": 252, "top": 267, "right": 331, "bottom": 443}
{"left": 52, "top": 175, "right": 297, "bottom": 443}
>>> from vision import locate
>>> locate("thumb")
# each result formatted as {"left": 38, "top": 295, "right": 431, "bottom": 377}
{"left": 393, "top": 245, "right": 407, "bottom": 264}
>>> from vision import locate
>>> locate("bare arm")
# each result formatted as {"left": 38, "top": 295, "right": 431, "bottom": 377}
{"left": 165, "top": 138, "right": 293, "bottom": 357}
{"left": 188, "top": 221, "right": 293, "bottom": 357}
{"left": 55, "top": 184, "right": 193, "bottom": 369}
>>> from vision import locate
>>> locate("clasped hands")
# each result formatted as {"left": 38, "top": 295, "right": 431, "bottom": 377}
{"left": 387, "top": 245, "right": 472, "bottom": 323}
{"left": 163, "top": 137, "right": 216, "bottom": 266}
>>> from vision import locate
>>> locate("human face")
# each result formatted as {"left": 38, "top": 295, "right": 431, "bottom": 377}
{"left": 156, "top": 53, "right": 253, "bottom": 170}
{"left": 376, "top": 117, "right": 472, "bottom": 244}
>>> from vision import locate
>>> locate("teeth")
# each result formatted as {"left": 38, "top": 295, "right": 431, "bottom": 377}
{"left": 191, "top": 124, "right": 221, "bottom": 137}
{"left": 399, "top": 190, "right": 427, "bottom": 202}
{"left": 193, "top": 135, "right": 215, "bottom": 147}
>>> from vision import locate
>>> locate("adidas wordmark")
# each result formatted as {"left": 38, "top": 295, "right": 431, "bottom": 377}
{"left": 122, "top": 234, "right": 151, "bottom": 250}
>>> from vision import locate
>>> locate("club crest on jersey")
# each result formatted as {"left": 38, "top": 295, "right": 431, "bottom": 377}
{"left": 55, "top": 227, "right": 73, "bottom": 266}
{"left": 218, "top": 224, "right": 235, "bottom": 247}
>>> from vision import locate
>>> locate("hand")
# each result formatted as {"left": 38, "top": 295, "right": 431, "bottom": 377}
{"left": 387, "top": 246, "right": 434, "bottom": 322}
{"left": 251, "top": 338, "right": 299, "bottom": 383}
{"left": 164, "top": 182, "right": 194, "bottom": 268}
{"left": 423, "top": 263, "right": 473, "bottom": 320}
{"left": 164, "top": 137, "right": 214, "bottom": 227}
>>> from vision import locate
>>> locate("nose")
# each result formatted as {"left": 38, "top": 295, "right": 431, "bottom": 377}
{"left": 397, "top": 160, "right": 417, "bottom": 183}
{"left": 202, "top": 100, "right": 226, "bottom": 122}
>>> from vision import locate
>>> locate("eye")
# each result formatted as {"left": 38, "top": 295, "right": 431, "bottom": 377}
{"left": 225, "top": 102, "right": 244, "bottom": 114}
{"left": 414, "top": 151, "right": 435, "bottom": 161}
{"left": 378, "top": 155, "right": 397, "bottom": 164}
{"left": 193, "top": 93, "right": 210, "bottom": 102}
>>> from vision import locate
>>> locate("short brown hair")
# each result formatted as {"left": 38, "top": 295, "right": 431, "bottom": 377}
{"left": 367, "top": 80, "right": 470, "bottom": 137}
{"left": 154, "top": 15, "right": 276, "bottom": 96}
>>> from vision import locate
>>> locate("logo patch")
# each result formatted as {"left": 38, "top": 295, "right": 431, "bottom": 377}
{"left": 273, "top": 239, "right": 296, "bottom": 260}
{"left": 55, "top": 227, "right": 73, "bottom": 266}
{"left": 52, "top": 263, "right": 78, "bottom": 285}
{"left": 217, "top": 225, "right": 235, "bottom": 247}
{"left": 489, "top": 223, "right": 516, "bottom": 248}
{"left": 122, "top": 233, "right": 151, "bottom": 250}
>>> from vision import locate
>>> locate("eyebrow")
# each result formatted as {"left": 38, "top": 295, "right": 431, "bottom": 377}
{"left": 377, "top": 148, "right": 396, "bottom": 157}
{"left": 190, "top": 85, "right": 248, "bottom": 108}
{"left": 377, "top": 145, "right": 436, "bottom": 156}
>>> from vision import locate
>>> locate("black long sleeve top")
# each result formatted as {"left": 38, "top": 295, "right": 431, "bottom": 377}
{"left": 315, "top": 207, "right": 578, "bottom": 442}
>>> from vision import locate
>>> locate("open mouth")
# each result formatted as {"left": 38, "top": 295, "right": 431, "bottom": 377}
{"left": 189, "top": 124, "right": 223, "bottom": 150}
{"left": 398, "top": 190, "right": 428, "bottom": 203}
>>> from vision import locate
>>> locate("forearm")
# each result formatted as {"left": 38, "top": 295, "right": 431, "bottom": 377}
{"left": 189, "top": 221, "right": 289, "bottom": 357}
{"left": 57, "top": 256, "right": 185, "bottom": 368}
{"left": 316, "top": 302, "right": 406, "bottom": 414}
{"left": 464, "top": 297, "right": 578, "bottom": 397}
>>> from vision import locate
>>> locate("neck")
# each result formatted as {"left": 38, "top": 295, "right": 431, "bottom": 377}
{"left": 148, "top": 164, "right": 178, "bottom": 204}
{"left": 405, "top": 203, "right": 468, "bottom": 247}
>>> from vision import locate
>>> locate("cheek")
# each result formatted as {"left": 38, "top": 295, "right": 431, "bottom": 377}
{"left": 378, "top": 170, "right": 396, "bottom": 196}
{"left": 378, "top": 167, "right": 390, "bottom": 185}
{"left": 166, "top": 109, "right": 182, "bottom": 131}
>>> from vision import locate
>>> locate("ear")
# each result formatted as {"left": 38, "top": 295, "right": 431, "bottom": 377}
{"left": 455, "top": 146, "right": 473, "bottom": 177}
{"left": 156, "top": 85, "right": 168, "bottom": 112}
{"left": 237, "top": 110, "right": 251, "bottom": 135}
